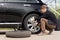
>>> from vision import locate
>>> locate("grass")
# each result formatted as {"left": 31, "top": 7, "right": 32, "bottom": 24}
{"left": 0, "top": 28, "right": 13, "bottom": 30}
{"left": 56, "top": 9, "right": 60, "bottom": 18}
{"left": 50, "top": 8, "right": 60, "bottom": 18}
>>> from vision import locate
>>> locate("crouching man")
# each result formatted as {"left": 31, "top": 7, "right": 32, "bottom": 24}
{"left": 38, "top": 4, "right": 57, "bottom": 35}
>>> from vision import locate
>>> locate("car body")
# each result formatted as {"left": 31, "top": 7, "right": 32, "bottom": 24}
{"left": 0, "top": 0, "right": 41, "bottom": 22}
{"left": 0, "top": 0, "right": 47, "bottom": 34}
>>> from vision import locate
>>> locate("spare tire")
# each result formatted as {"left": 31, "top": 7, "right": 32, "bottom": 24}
{"left": 6, "top": 30, "right": 31, "bottom": 38}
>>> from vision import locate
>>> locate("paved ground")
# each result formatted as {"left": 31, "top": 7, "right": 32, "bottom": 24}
{"left": 0, "top": 31, "right": 60, "bottom": 40}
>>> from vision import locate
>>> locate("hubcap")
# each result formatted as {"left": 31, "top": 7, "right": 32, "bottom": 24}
{"left": 27, "top": 16, "right": 40, "bottom": 33}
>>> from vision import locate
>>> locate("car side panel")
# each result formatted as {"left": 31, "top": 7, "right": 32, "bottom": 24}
{"left": 0, "top": 2, "right": 40, "bottom": 23}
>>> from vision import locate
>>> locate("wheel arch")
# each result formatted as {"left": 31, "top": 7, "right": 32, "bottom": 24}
{"left": 22, "top": 11, "right": 42, "bottom": 26}
{"left": 23, "top": 11, "right": 42, "bottom": 21}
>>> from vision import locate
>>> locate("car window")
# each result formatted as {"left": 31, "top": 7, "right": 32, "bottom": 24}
{"left": 6, "top": 0, "right": 27, "bottom": 2}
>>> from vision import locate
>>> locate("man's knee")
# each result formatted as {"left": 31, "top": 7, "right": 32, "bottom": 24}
{"left": 40, "top": 18, "right": 48, "bottom": 23}
{"left": 40, "top": 18, "right": 47, "bottom": 21}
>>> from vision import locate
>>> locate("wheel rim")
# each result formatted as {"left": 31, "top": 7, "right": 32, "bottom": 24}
{"left": 27, "top": 16, "right": 40, "bottom": 33}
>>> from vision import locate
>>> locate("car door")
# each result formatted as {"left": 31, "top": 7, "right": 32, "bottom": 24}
{"left": 0, "top": 0, "right": 7, "bottom": 22}
{"left": 4, "top": 0, "right": 27, "bottom": 22}
{"left": 0, "top": 0, "right": 7, "bottom": 12}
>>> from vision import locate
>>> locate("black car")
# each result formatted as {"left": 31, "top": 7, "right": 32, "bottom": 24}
{"left": 0, "top": 0, "right": 46, "bottom": 34}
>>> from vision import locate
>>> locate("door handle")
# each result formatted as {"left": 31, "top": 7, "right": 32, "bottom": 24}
{"left": 24, "top": 4, "right": 31, "bottom": 7}
{"left": 0, "top": 3, "right": 4, "bottom": 6}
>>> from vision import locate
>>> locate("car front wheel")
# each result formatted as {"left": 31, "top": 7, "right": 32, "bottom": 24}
{"left": 23, "top": 13, "right": 41, "bottom": 34}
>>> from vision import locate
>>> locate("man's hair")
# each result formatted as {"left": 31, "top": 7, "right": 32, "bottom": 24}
{"left": 41, "top": 5, "right": 47, "bottom": 9}
{"left": 40, "top": 4, "right": 47, "bottom": 9}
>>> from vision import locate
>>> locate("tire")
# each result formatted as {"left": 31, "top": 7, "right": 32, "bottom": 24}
{"left": 23, "top": 13, "right": 41, "bottom": 34}
{"left": 6, "top": 30, "right": 31, "bottom": 38}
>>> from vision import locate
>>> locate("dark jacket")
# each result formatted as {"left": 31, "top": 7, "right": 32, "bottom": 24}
{"left": 40, "top": 11, "right": 57, "bottom": 25}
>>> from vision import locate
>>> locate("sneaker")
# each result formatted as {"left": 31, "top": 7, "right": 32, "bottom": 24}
{"left": 37, "top": 32, "right": 48, "bottom": 36}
